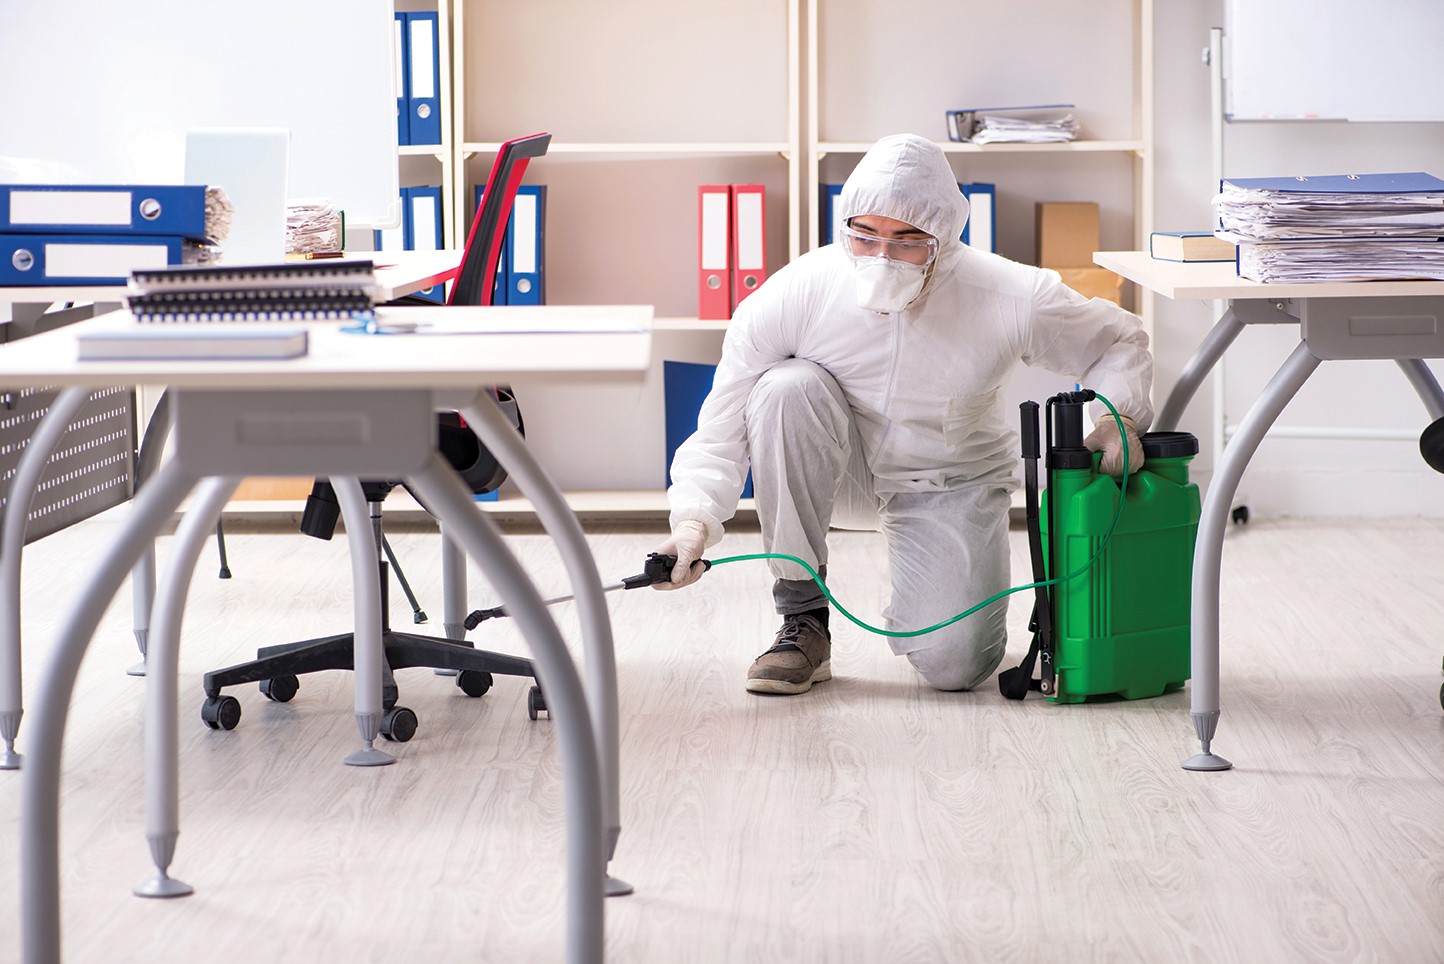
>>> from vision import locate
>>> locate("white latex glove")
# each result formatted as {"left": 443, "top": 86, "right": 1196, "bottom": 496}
{"left": 651, "top": 520, "right": 710, "bottom": 591}
{"left": 1084, "top": 413, "right": 1144, "bottom": 477}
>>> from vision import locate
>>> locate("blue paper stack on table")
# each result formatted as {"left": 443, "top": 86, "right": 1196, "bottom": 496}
{"left": 1214, "top": 172, "right": 1444, "bottom": 283}
{"left": 0, "top": 184, "right": 227, "bottom": 286}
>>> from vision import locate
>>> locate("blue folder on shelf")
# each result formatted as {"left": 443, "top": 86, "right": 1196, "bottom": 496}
{"left": 407, "top": 185, "right": 445, "bottom": 303}
{"left": 0, "top": 185, "right": 210, "bottom": 239}
{"left": 505, "top": 185, "right": 546, "bottom": 305}
{"left": 960, "top": 182, "right": 995, "bottom": 252}
{"left": 664, "top": 360, "right": 753, "bottom": 498}
{"left": 820, "top": 183, "right": 843, "bottom": 245}
{"left": 0, "top": 233, "right": 185, "bottom": 285}
{"left": 393, "top": 12, "right": 410, "bottom": 146}
{"left": 405, "top": 11, "right": 442, "bottom": 145}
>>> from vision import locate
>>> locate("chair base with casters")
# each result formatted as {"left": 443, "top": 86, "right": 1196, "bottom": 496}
{"left": 199, "top": 481, "right": 537, "bottom": 740}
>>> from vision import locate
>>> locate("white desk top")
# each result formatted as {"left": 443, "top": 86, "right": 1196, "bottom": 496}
{"left": 0, "top": 249, "right": 463, "bottom": 308}
{"left": 1094, "top": 250, "right": 1444, "bottom": 301}
{"left": 0, "top": 304, "right": 653, "bottom": 390}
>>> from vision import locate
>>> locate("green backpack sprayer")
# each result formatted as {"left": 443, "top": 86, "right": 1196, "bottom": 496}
{"left": 999, "top": 390, "right": 1201, "bottom": 702}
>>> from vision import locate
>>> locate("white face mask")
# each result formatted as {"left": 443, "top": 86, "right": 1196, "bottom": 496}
{"left": 854, "top": 257, "right": 928, "bottom": 313}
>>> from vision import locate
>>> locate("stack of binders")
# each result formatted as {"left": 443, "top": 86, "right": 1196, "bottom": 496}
{"left": 696, "top": 184, "right": 767, "bottom": 320}
{"left": 470, "top": 183, "right": 547, "bottom": 305}
{"left": 1215, "top": 172, "right": 1444, "bottom": 283}
{"left": 394, "top": 11, "right": 442, "bottom": 146}
{"left": 0, "top": 185, "right": 217, "bottom": 286}
{"left": 125, "top": 260, "right": 379, "bottom": 322}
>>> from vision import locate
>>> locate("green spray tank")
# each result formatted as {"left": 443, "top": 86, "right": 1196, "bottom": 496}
{"left": 1000, "top": 391, "right": 1201, "bottom": 703}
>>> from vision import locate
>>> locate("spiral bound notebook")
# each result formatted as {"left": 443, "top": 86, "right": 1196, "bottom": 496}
{"left": 127, "top": 259, "right": 378, "bottom": 322}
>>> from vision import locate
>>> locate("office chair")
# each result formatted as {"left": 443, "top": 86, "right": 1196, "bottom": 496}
{"left": 199, "top": 133, "right": 554, "bottom": 741}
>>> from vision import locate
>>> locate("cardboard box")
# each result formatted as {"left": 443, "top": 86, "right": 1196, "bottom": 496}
{"left": 1055, "top": 266, "right": 1123, "bottom": 305}
{"left": 1036, "top": 201, "right": 1100, "bottom": 268}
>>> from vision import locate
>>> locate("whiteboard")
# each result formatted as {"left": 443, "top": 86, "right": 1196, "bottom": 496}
{"left": 0, "top": 0, "right": 400, "bottom": 227}
{"left": 1225, "top": 0, "right": 1444, "bottom": 122}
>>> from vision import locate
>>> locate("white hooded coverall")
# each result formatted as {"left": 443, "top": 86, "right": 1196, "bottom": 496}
{"left": 667, "top": 134, "right": 1154, "bottom": 691}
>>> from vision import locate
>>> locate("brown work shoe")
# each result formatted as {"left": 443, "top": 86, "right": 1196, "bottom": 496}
{"left": 746, "top": 614, "right": 832, "bottom": 695}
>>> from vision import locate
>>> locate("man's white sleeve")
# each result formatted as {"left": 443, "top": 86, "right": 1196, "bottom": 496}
{"left": 1023, "top": 269, "right": 1155, "bottom": 431}
{"left": 666, "top": 279, "right": 795, "bottom": 546}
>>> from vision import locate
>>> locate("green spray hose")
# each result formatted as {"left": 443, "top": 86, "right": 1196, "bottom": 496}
{"left": 703, "top": 392, "right": 1131, "bottom": 639}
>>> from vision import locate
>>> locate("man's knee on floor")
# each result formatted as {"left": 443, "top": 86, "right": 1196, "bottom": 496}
{"left": 905, "top": 631, "right": 1006, "bottom": 692}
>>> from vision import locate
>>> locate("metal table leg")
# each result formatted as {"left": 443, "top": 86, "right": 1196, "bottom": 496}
{"left": 22, "top": 460, "right": 199, "bottom": 963}
{"left": 1154, "top": 307, "right": 1247, "bottom": 432}
{"left": 1396, "top": 358, "right": 1444, "bottom": 421}
{"left": 441, "top": 529, "right": 467, "bottom": 642}
{"left": 128, "top": 389, "right": 173, "bottom": 676}
{"left": 135, "top": 475, "right": 239, "bottom": 899}
{"left": 0, "top": 386, "right": 89, "bottom": 770}
{"left": 461, "top": 394, "right": 631, "bottom": 896}
{"left": 408, "top": 452, "right": 604, "bottom": 964}
{"left": 1186, "top": 341, "right": 1322, "bottom": 771}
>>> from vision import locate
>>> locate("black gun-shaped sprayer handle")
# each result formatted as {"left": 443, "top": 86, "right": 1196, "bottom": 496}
{"left": 621, "top": 551, "right": 712, "bottom": 589}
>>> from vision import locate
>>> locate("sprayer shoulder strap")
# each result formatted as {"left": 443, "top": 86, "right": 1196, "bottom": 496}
{"left": 998, "top": 605, "right": 1045, "bottom": 700}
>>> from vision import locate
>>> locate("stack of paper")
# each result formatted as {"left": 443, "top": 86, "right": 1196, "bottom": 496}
{"left": 946, "top": 105, "right": 1078, "bottom": 144}
{"left": 1214, "top": 172, "right": 1444, "bottom": 283}
{"left": 286, "top": 198, "right": 344, "bottom": 254}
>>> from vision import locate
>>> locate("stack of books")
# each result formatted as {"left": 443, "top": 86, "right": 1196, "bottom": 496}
{"left": 125, "top": 259, "right": 379, "bottom": 322}
{"left": 1214, "top": 172, "right": 1444, "bottom": 283}
{"left": 0, "top": 184, "right": 229, "bottom": 286}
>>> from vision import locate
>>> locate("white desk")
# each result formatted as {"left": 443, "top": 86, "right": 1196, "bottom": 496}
{"left": 1095, "top": 251, "right": 1444, "bottom": 770}
{"left": 1, "top": 304, "right": 652, "bottom": 964}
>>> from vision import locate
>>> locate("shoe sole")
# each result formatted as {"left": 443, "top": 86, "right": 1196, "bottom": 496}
{"left": 745, "top": 660, "right": 832, "bottom": 695}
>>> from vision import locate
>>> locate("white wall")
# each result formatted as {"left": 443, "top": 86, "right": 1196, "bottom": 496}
{"left": 1151, "top": 1, "right": 1444, "bottom": 518}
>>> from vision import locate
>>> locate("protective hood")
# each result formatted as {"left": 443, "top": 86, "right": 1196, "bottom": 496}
{"left": 838, "top": 134, "right": 969, "bottom": 250}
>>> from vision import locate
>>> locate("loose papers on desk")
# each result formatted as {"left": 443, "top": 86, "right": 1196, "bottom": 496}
{"left": 946, "top": 105, "right": 1078, "bottom": 144}
{"left": 1214, "top": 172, "right": 1444, "bottom": 283}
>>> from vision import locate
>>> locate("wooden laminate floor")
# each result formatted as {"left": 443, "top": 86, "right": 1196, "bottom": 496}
{"left": 1, "top": 511, "right": 1441, "bottom": 963}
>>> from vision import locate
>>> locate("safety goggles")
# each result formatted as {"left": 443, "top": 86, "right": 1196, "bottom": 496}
{"left": 839, "top": 224, "right": 938, "bottom": 267}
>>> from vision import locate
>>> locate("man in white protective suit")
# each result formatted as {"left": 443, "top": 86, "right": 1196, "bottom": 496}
{"left": 656, "top": 133, "right": 1153, "bottom": 696}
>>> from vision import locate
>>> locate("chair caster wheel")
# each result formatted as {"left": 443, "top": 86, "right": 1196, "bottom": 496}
{"left": 260, "top": 675, "right": 299, "bottom": 703}
{"left": 380, "top": 706, "right": 418, "bottom": 743}
{"left": 527, "top": 685, "right": 547, "bottom": 721}
{"left": 201, "top": 695, "right": 241, "bottom": 731}
{"left": 457, "top": 671, "right": 493, "bottom": 698}
{"left": 1231, "top": 505, "right": 1250, "bottom": 524}
{"left": 382, "top": 685, "right": 399, "bottom": 712}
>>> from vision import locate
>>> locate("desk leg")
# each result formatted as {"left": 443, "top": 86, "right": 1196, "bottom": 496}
{"left": 1396, "top": 358, "right": 1444, "bottom": 421}
{"left": 408, "top": 453, "right": 604, "bottom": 964}
{"left": 0, "top": 386, "right": 89, "bottom": 770}
{"left": 441, "top": 529, "right": 467, "bottom": 643}
{"left": 22, "top": 460, "right": 198, "bottom": 964}
{"left": 461, "top": 396, "right": 631, "bottom": 897}
{"left": 136, "top": 475, "right": 239, "bottom": 899}
{"left": 128, "top": 389, "right": 173, "bottom": 676}
{"left": 1186, "top": 341, "right": 1322, "bottom": 772}
{"left": 1155, "top": 307, "right": 1247, "bottom": 432}
{"left": 334, "top": 477, "right": 392, "bottom": 768}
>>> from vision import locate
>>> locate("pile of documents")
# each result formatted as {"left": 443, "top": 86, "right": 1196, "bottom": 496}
{"left": 947, "top": 105, "right": 1078, "bottom": 144}
{"left": 286, "top": 198, "right": 344, "bottom": 255}
{"left": 1214, "top": 172, "right": 1444, "bottom": 283}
